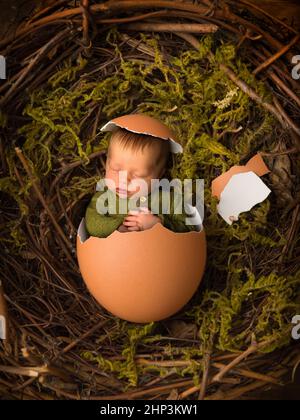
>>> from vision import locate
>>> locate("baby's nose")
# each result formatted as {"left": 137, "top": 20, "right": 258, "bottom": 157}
{"left": 127, "top": 173, "right": 137, "bottom": 185}
{"left": 118, "top": 172, "right": 131, "bottom": 188}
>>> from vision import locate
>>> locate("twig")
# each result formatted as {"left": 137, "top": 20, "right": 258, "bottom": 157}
{"left": 279, "top": 204, "right": 300, "bottom": 263}
{"left": 80, "top": 0, "right": 92, "bottom": 54}
{"left": 124, "top": 22, "right": 218, "bottom": 33}
{"left": 269, "top": 72, "right": 300, "bottom": 109}
{"left": 29, "top": 43, "right": 81, "bottom": 93}
{"left": 272, "top": 95, "right": 300, "bottom": 140}
{"left": 50, "top": 319, "right": 108, "bottom": 363}
{"left": 212, "top": 338, "right": 275, "bottom": 383}
{"left": 173, "top": 31, "right": 200, "bottom": 50}
{"left": 55, "top": 185, "right": 77, "bottom": 236}
{"left": 12, "top": 377, "right": 37, "bottom": 392}
{"left": 251, "top": 47, "right": 300, "bottom": 105}
{"left": 0, "top": 364, "right": 69, "bottom": 380}
{"left": 199, "top": 349, "right": 212, "bottom": 400}
{"left": 0, "top": 29, "right": 70, "bottom": 107}
{"left": 176, "top": 359, "right": 280, "bottom": 399}
{"left": 207, "top": 368, "right": 287, "bottom": 400}
{"left": 93, "top": 379, "right": 195, "bottom": 400}
{"left": 0, "top": 1, "right": 210, "bottom": 50}
{"left": 212, "top": 362, "right": 281, "bottom": 385}
{"left": 97, "top": 10, "right": 174, "bottom": 24}
{"left": 50, "top": 149, "right": 106, "bottom": 195}
{"left": 231, "top": 0, "right": 298, "bottom": 35}
{"left": 253, "top": 34, "right": 300, "bottom": 76}
{"left": 25, "top": 0, "right": 71, "bottom": 26}
{"left": 236, "top": 28, "right": 262, "bottom": 49}
{"left": 260, "top": 148, "right": 299, "bottom": 157}
{"left": 15, "top": 147, "right": 72, "bottom": 254}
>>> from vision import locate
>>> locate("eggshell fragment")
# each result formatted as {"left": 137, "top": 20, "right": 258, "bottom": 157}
{"left": 212, "top": 153, "right": 270, "bottom": 199}
{"left": 100, "top": 113, "right": 183, "bottom": 154}
{"left": 217, "top": 171, "right": 271, "bottom": 224}
{"left": 77, "top": 219, "right": 207, "bottom": 323}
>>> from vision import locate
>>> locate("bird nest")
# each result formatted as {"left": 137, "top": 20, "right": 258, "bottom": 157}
{"left": 0, "top": 0, "right": 300, "bottom": 400}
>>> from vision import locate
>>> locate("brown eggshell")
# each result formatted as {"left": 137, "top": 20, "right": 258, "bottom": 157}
{"left": 77, "top": 220, "right": 207, "bottom": 323}
{"left": 212, "top": 153, "right": 270, "bottom": 199}
{"left": 245, "top": 153, "right": 270, "bottom": 176}
{"left": 100, "top": 113, "right": 183, "bottom": 154}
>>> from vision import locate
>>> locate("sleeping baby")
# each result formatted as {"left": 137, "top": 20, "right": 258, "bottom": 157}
{"left": 85, "top": 122, "right": 199, "bottom": 238}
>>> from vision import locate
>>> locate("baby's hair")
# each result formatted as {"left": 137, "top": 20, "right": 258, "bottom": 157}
{"left": 107, "top": 127, "right": 171, "bottom": 174}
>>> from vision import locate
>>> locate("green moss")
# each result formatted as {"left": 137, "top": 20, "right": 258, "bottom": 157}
{"left": 82, "top": 322, "right": 155, "bottom": 387}
{"left": 188, "top": 268, "right": 300, "bottom": 353}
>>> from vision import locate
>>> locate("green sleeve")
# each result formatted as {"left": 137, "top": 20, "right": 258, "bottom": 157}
{"left": 161, "top": 213, "right": 199, "bottom": 233}
{"left": 158, "top": 190, "right": 199, "bottom": 233}
{"left": 85, "top": 191, "right": 124, "bottom": 238}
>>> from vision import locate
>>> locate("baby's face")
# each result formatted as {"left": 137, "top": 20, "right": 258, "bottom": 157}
{"left": 105, "top": 141, "right": 163, "bottom": 198}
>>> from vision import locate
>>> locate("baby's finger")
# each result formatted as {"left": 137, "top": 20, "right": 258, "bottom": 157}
{"left": 128, "top": 210, "right": 140, "bottom": 215}
{"left": 139, "top": 207, "right": 151, "bottom": 214}
{"left": 117, "top": 224, "right": 129, "bottom": 233}
{"left": 124, "top": 215, "right": 138, "bottom": 222}
{"left": 127, "top": 226, "right": 140, "bottom": 231}
{"left": 123, "top": 220, "right": 137, "bottom": 227}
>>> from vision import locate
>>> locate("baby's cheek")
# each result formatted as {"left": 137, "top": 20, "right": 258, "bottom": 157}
{"left": 105, "top": 172, "right": 117, "bottom": 189}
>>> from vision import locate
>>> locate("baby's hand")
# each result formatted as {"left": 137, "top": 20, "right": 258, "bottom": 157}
{"left": 117, "top": 224, "right": 130, "bottom": 233}
{"left": 123, "top": 208, "right": 162, "bottom": 232}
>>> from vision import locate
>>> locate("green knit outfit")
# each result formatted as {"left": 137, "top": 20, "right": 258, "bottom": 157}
{"left": 85, "top": 183, "right": 198, "bottom": 238}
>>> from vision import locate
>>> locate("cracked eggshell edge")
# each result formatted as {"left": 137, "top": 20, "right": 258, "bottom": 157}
{"left": 76, "top": 219, "right": 207, "bottom": 323}
{"left": 217, "top": 171, "right": 272, "bottom": 225}
{"left": 77, "top": 201, "right": 204, "bottom": 245}
{"left": 211, "top": 153, "right": 271, "bottom": 199}
{"left": 100, "top": 114, "right": 183, "bottom": 154}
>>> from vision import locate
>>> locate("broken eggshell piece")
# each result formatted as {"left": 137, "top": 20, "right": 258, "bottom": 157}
{"left": 212, "top": 153, "right": 270, "bottom": 199}
{"left": 100, "top": 113, "right": 183, "bottom": 154}
{"left": 77, "top": 217, "right": 206, "bottom": 323}
{"left": 212, "top": 153, "right": 271, "bottom": 224}
{"left": 217, "top": 171, "right": 271, "bottom": 225}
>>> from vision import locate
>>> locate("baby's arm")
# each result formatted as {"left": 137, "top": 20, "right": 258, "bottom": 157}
{"left": 85, "top": 191, "right": 124, "bottom": 238}
{"left": 160, "top": 213, "right": 198, "bottom": 233}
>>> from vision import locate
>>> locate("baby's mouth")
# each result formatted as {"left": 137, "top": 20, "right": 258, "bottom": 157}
{"left": 116, "top": 187, "right": 139, "bottom": 197}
